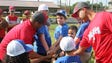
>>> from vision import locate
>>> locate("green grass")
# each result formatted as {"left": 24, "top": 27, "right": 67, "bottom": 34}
{"left": 49, "top": 23, "right": 94, "bottom": 63}
{"left": 49, "top": 23, "right": 78, "bottom": 43}
{"left": 49, "top": 24, "right": 57, "bottom": 43}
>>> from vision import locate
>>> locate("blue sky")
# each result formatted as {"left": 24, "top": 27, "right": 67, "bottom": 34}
{"left": 21, "top": 0, "right": 109, "bottom": 6}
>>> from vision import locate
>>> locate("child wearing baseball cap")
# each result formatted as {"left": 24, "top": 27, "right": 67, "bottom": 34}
{"left": 54, "top": 10, "right": 68, "bottom": 40}
{"left": 5, "top": 39, "right": 33, "bottom": 63}
{"left": 56, "top": 36, "right": 82, "bottom": 63}
{"left": 33, "top": 4, "right": 52, "bottom": 63}
{"left": 68, "top": 25, "right": 78, "bottom": 39}
{"left": 48, "top": 10, "right": 69, "bottom": 59}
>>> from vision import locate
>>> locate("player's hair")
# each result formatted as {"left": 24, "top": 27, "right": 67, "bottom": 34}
{"left": 31, "top": 11, "right": 47, "bottom": 24}
{"left": 5, "top": 53, "right": 30, "bottom": 63}
{"left": 56, "top": 13, "right": 67, "bottom": 19}
{"left": 65, "top": 50, "right": 76, "bottom": 54}
{"left": 68, "top": 25, "right": 78, "bottom": 33}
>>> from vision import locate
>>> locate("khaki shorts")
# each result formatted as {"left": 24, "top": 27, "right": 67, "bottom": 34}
{"left": 80, "top": 52, "right": 91, "bottom": 63}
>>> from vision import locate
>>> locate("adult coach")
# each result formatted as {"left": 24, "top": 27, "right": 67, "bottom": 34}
{"left": 0, "top": 11, "right": 48, "bottom": 62}
{"left": 72, "top": 2, "right": 112, "bottom": 63}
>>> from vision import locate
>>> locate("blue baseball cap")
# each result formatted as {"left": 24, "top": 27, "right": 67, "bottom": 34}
{"left": 56, "top": 10, "right": 67, "bottom": 18}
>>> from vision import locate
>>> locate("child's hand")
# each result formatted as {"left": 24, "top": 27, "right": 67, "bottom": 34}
{"left": 47, "top": 49, "right": 56, "bottom": 55}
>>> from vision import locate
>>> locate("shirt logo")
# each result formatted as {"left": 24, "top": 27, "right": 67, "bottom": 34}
{"left": 88, "top": 27, "right": 101, "bottom": 41}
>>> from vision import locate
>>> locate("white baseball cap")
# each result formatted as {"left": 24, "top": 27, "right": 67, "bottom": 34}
{"left": 38, "top": 4, "right": 49, "bottom": 11}
{"left": 7, "top": 39, "right": 33, "bottom": 56}
{"left": 60, "top": 36, "right": 76, "bottom": 51}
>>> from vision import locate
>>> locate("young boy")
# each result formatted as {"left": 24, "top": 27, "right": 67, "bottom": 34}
{"left": 33, "top": 4, "right": 52, "bottom": 63}
{"left": 74, "top": 20, "right": 92, "bottom": 63}
{"left": 58, "top": 25, "right": 78, "bottom": 58}
{"left": 56, "top": 36, "right": 81, "bottom": 63}
{"left": 54, "top": 10, "right": 68, "bottom": 41}
{"left": 50, "top": 10, "right": 69, "bottom": 53}
{"left": 5, "top": 39, "right": 33, "bottom": 63}
{"left": 68, "top": 25, "right": 78, "bottom": 38}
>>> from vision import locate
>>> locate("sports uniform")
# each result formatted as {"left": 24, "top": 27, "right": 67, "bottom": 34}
{"left": 80, "top": 12, "right": 112, "bottom": 63}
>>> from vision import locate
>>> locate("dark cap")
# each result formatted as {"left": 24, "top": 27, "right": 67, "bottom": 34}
{"left": 56, "top": 10, "right": 67, "bottom": 18}
{"left": 32, "top": 11, "right": 48, "bottom": 24}
{"left": 72, "top": 2, "right": 89, "bottom": 18}
{"left": 0, "top": 8, "right": 3, "bottom": 15}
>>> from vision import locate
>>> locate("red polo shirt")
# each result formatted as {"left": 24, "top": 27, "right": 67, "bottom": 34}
{"left": 0, "top": 20, "right": 36, "bottom": 60}
{"left": 80, "top": 12, "right": 112, "bottom": 63}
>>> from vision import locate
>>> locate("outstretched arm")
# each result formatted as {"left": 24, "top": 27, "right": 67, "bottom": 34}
{"left": 73, "top": 46, "right": 87, "bottom": 55}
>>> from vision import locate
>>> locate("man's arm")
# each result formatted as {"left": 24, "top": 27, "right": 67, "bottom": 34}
{"left": 74, "top": 37, "right": 81, "bottom": 45}
{"left": 73, "top": 46, "right": 87, "bottom": 55}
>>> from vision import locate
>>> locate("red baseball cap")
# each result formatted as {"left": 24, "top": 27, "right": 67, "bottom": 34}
{"left": 24, "top": 10, "right": 31, "bottom": 15}
{"left": 72, "top": 2, "right": 89, "bottom": 18}
{"left": 0, "top": 8, "right": 3, "bottom": 15}
{"left": 9, "top": 6, "right": 15, "bottom": 11}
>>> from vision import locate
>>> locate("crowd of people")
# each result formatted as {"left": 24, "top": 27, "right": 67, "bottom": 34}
{"left": 0, "top": 1, "right": 112, "bottom": 63}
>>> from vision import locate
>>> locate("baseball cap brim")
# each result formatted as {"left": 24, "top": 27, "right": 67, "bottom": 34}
{"left": 71, "top": 9, "right": 79, "bottom": 18}
{"left": 25, "top": 44, "right": 33, "bottom": 52}
{"left": 16, "top": 39, "right": 33, "bottom": 52}
{"left": 72, "top": 2, "right": 89, "bottom": 18}
{"left": 56, "top": 12, "right": 66, "bottom": 17}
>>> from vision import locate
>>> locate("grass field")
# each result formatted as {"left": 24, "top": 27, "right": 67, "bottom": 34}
{"left": 49, "top": 23, "right": 94, "bottom": 63}
{"left": 49, "top": 23, "right": 79, "bottom": 43}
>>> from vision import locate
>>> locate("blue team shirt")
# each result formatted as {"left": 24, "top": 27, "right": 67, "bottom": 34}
{"left": 54, "top": 23, "right": 68, "bottom": 40}
{"left": 33, "top": 25, "right": 51, "bottom": 55}
{"left": 56, "top": 55, "right": 82, "bottom": 63}
{"left": 76, "top": 21, "right": 92, "bottom": 52}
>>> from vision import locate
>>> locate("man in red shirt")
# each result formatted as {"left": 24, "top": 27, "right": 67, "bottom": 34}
{"left": 72, "top": 2, "right": 112, "bottom": 63}
{"left": 0, "top": 11, "right": 49, "bottom": 62}
{"left": 5, "top": 6, "right": 20, "bottom": 32}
